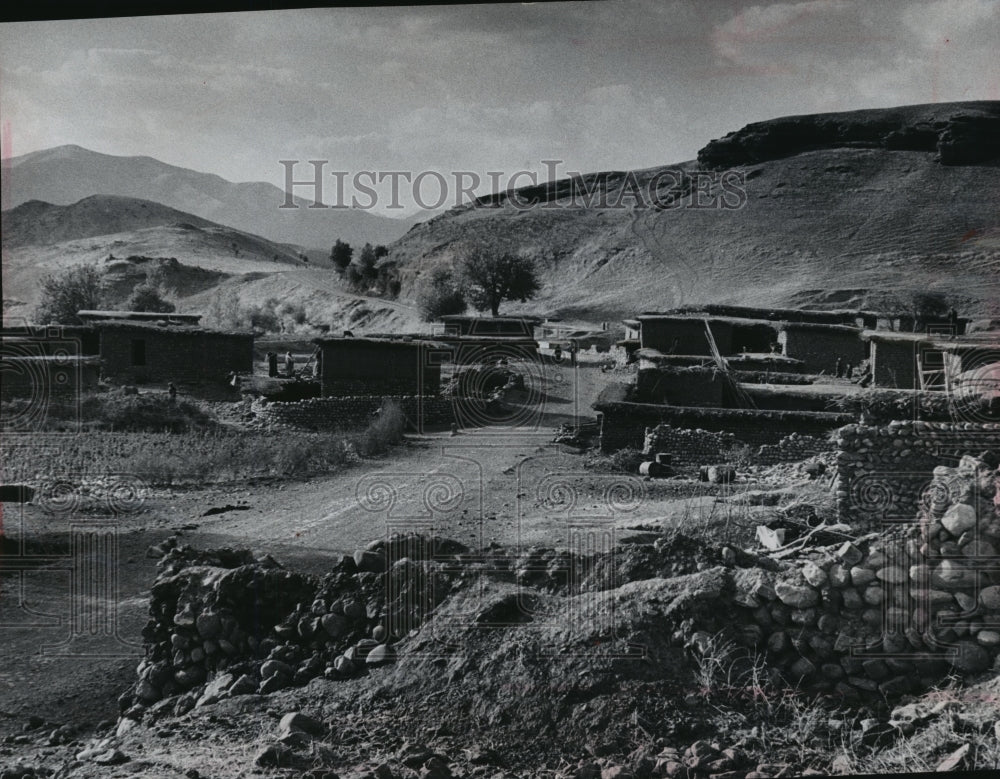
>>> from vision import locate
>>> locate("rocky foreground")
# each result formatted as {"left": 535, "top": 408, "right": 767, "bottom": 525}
{"left": 3, "top": 451, "right": 1000, "bottom": 777}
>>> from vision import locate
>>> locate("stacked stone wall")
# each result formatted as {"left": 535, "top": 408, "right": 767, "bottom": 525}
{"left": 834, "top": 421, "right": 1000, "bottom": 528}
{"left": 722, "top": 451, "right": 1000, "bottom": 698}
{"left": 255, "top": 396, "right": 454, "bottom": 430}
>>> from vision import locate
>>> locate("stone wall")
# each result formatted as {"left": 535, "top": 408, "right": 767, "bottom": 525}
{"left": 596, "top": 398, "right": 854, "bottom": 453}
{"left": 255, "top": 396, "right": 455, "bottom": 431}
{"left": 721, "top": 451, "right": 1000, "bottom": 698}
{"left": 641, "top": 425, "right": 739, "bottom": 466}
{"left": 641, "top": 425, "right": 833, "bottom": 467}
{"left": 754, "top": 433, "right": 832, "bottom": 465}
{"left": 834, "top": 421, "right": 1000, "bottom": 528}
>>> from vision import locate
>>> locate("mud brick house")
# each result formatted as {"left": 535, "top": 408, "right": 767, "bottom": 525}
{"left": 636, "top": 313, "right": 793, "bottom": 356}
{"left": 435, "top": 315, "right": 540, "bottom": 365}
{"left": 1, "top": 321, "right": 102, "bottom": 401}
{"left": 82, "top": 312, "right": 253, "bottom": 385}
{"left": 777, "top": 322, "right": 866, "bottom": 374}
{"left": 863, "top": 330, "right": 1000, "bottom": 391}
{"left": 313, "top": 336, "right": 445, "bottom": 397}
{"left": 438, "top": 315, "right": 541, "bottom": 338}
{"left": 0, "top": 355, "right": 100, "bottom": 402}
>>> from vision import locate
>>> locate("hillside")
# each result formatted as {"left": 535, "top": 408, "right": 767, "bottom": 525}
{"left": 0, "top": 145, "right": 414, "bottom": 250}
{"left": 385, "top": 101, "right": 1000, "bottom": 320}
{"left": 1, "top": 195, "right": 422, "bottom": 332}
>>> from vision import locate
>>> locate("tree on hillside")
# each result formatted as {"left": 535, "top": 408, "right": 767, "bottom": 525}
{"left": 374, "top": 245, "right": 389, "bottom": 261}
{"left": 459, "top": 245, "right": 539, "bottom": 316}
{"left": 358, "top": 242, "right": 378, "bottom": 281}
{"left": 125, "top": 282, "right": 175, "bottom": 313}
{"left": 34, "top": 264, "right": 105, "bottom": 325}
{"left": 871, "top": 290, "right": 958, "bottom": 331}
{"left": 417, "top": 267, "right": 467, "bottom": 321}
{"left": 331, "top": 239, "right": 353, "bottom": 270}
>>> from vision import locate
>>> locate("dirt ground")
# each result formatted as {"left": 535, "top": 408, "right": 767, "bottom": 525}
{"left": 0, "top": 363, "right": 833, "bottom": 776}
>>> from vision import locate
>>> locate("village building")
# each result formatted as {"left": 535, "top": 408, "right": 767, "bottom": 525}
{"left": 79, "top": 311, "right": 254, "bottom": 385}
{"left": 863, "top": 330, "right": 1000, "bottom": 391}
{"left": 776, "top": 322, "right": 866, "bottom": 374}
{"left": 312, "top": 336, "right": 445, "bottom": 397}
{"left": 435, "top": 314, "right": 541, "bottom": 366}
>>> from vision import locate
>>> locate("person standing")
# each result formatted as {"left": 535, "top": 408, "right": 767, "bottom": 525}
{"left": 284, "top": 351, "right": 294, "bottom": 378}
{"left": 835, "top": 357, "right": 844, "bottom": 379}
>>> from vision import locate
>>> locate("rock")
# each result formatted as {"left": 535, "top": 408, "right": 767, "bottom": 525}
{"left": 321, "top": 613, "right": 348, "bottom": 639}
{"left": 195, "top": 672, "right": 235, "bottom": 707}
{"left": 259, "top": 674, "right": 288, "bottom": 695}
{"left": 947, "top": 641, "right": 991, "bottom": 673}
{"left": 196, "top": 611, "right": 222, "bottom": 639}
{"left": 935, "top": 743, "right": 970, "bottom": 772}
{"left": 802, "top": 562, "right": 827, "bottom": 588}
{"left": 849, "top": 567, "right": 875, "bottom": 587}
{"left": 366, "top": 644, "right": 397, "bottom": 666}
{"left": 255, "top": 743, "right": 295, "bottom": 768}
{"left": 373, "top": 624, "right": 388, "bottom": 642}
{"left": 980, "top": 585, "right": 1000, "bottom": 610}
{"left": 354, "top": 549, "right": 388, "bottom": 573}
{"left": 260, "top": 659, "right": 293, "bottom": 680}
{"left": 420, "top": 756, "right": 452, "bottom": 778}
{"left": 942, "top": 504, "right": 978, "bottom": 536}
{"left": 92, "top": 748, "right": 129, "bottom": 766}
{"left": 278, "top": 711, "right": 325, "bottom": 738}
{"left": 828, "top": 564, "right": 850, "bottom": 588}
{"left": 835, "top": 542, "right": 864, "bottom": 566}
{"left": 775, "top": 581, "right": 819, "bottom": 609}
{"left": 876, "top": 566, "right": 906, "bottom": 585}
{"left": 229, "top": 674, "right": 258, "bottom": 696}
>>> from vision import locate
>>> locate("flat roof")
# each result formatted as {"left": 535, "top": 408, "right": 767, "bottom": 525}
{"left": 438, "top": 314, "right": 543, "bottom": 322}
{"left": 78, "top": 310, "right": 202, "bottom": 323}
{"left": 862, "top": 330, "right": 1000, "bottom": 350}
{"left": 0, "top": 355, "right": 101, "bottom": 365}
{"left": 312, "top": 335, "right": 450, "bottom": 349}
{"left": 91, "top": 320, "right": 252, "bottom": 336}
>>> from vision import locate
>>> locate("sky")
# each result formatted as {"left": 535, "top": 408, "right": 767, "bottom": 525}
{"left": 1, "top": 0, "right": 998, "bottom": 214}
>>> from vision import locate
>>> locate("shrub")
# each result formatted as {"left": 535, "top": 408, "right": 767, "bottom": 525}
{"left": 417, "top": 267, "right": 467, "bottom": 321}
{"left": 34, "top": 264, "right": 105, "bottom": 325}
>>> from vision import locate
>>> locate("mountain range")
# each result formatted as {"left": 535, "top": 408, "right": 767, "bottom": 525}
{"left": 1, "top": 144, "right": 416, "bottom": 250}
{"left": 3, "top": 101, "right": 999, "bottom": 329}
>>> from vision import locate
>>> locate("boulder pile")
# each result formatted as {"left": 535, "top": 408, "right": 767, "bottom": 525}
{"left": 725, "top": 450, "right": 1000, "bottom": 698}
{"left": 834, "top": 421, "right": 1000, "bottom": 527}
{"left": 123, "top": 535, "right": 468, "bottom": 719}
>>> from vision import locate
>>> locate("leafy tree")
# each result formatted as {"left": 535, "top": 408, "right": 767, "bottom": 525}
{"left": 459, "top": 245, "right": 539, "bottom": 316}
{"left": 374, "top": 245, "right": 389, "bottom": 260}
{"left": 358, "top": 243, "right": 378, "bottom": 281}
{"left": 125, "top": 283, "right": 175, "bottom": 313}
{"left": 34, "top": 264, "right": 105, "bottom": 325}
{"left": 417, "top": 267, "right": 467, "bottom": 321}
{"left": 330, "top": 239, "right": 353, "bottom": 270}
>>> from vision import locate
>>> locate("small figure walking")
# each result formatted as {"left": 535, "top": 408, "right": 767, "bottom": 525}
{"left": 845, "top": 363, "right": 854, "bottom": 380}
{"left": 835, "top": 357, "right": 844, "bottom": 379}
{"left": 168, "top": 382, "right": 177, "bottom": 403}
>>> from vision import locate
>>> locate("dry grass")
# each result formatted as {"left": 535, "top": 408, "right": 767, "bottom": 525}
{"left": 4, "top": 400, "right": 408, "bottom": 487}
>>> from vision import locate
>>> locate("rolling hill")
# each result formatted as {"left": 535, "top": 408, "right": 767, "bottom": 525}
{"left": 385, "top": 101, "right": 1000, "bottom": 320}
{"left": 0, "top": 145, "right": 415, "bottom": 250}
{"left": 0, "top": 194, "right": 421, "bottom": 332}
